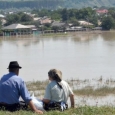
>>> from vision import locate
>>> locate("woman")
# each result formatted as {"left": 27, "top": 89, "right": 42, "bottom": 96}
{"left": 43, "top": 69, "right": 74, "bottom": 111}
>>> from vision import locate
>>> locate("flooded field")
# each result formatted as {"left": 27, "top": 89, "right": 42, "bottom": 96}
{"left": 26, "top": 77, "right": 115, "bottom": 107}
{"left": 0, "top": 31, "right": 115, "bottom": 81}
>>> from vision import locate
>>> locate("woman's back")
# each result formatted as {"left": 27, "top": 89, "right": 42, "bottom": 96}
{"left": 43, "top": 69, "right": 74, "bottom": 109}
{"left": 44, "top": 80, "right": 73, "bottom": 103}
{"left": 44, "top": 80, "right": 65, "bottom": 102}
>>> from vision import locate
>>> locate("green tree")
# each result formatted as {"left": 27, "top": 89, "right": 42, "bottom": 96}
{"left": 101, "top": 16, "right": 115, "bottom": 30}
{"left": 20, "top": 14, "right": 33, "bottom": 22}
{"left": 76, "top": 7, "right": 95, "bottom": 20}
{"left": 108, "top": 8, "right": 115, "bottom": 19}
{"left": 88, "top": 15, "right": 98, "bottom": 26}
{"left": 5, "top": 14, "right": 20, "bottom": 25}
{"left": 61, "top": 8, "right": 69, "bottom": 22}
{"left": 51, "top": 12, "right": 61, "bottom": 20}
{"left": 69, "top": 18, "right": 79, "bottom": 26}
{"left": 5, "top": 12, "right": 33, "bottom": 25}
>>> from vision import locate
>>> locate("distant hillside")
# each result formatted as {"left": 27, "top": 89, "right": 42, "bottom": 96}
{"left": 65, "top": 0, "right": 115, "bottom": 8}
{"left": 0, "top": 0, "right": 115, "bottom": 10}
{"left": 0, "top": 0, "right": 64, "bottom": 10}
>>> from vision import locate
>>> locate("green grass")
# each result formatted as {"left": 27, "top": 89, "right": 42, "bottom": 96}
{"left": 73, "top": 86, "right": 115, "bottom": 96}
{"left": 1, "top": 106, "right": 115, "bottom": 115}
{"left": 2, "top": 80, "right": 115, "bottom": 114}
{"left": 26, "top": 81, "right": 115, "bottom": 97}
{"left": 26, "top": 80, "right": 49, "bottom": 91}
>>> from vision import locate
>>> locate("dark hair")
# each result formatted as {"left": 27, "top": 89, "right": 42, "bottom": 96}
{"left": 48, "top": 69, "right": 62, "bottom": 89}
{"left": 9, "top": 68, "right": 18, "bottom": 73}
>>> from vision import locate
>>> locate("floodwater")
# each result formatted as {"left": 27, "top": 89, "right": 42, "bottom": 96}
{"left": 0, "top": 31, "right": 115, "bottom": 81}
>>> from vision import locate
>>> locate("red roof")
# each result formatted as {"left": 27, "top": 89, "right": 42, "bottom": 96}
{"left": 96, "top": 9, "right": 108, "bottom": 14}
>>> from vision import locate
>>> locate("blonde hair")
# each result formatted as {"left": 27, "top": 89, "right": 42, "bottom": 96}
{"left": 48, "top": 69, "right": 62, "bottom": 88}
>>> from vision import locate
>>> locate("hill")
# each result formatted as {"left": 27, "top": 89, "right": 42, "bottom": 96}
{"left": 65, "top": 0, "right": 115, "bottom": 8}
{"left": 0, "top": 0, "right": 115, "bottom": 10}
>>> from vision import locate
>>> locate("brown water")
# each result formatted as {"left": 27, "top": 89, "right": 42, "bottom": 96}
{"left": 0, "top": 31, "right": 115, "bottom": 81}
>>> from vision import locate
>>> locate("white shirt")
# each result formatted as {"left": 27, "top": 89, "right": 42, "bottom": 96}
{"left": 44, "top": 80, "right": 73, "bottom": 103}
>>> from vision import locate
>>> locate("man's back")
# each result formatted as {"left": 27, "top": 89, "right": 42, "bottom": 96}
{"left": 0, "top": 61, "right": 43, "bottom": 114}
{"left": 0, "top": 72, "right": 31, "bottom": 104}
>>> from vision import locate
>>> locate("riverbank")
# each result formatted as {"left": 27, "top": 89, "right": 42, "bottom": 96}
{"left": 38, "top": 30, "right": 115, "bottom": 39}
{"left": 26, "top": 77, "right": 115, "bottom": 97}
{"left": 0, "top": 30, "right": 115, "bottom": 39}
{"left": 26, "top": 77, "right": 115, "bottom": 107}
{"left": 1, "top": 30, "right": 115, "bottom": 38}
{"left": 41, "top": 30, "right": 102, "bottom": 36}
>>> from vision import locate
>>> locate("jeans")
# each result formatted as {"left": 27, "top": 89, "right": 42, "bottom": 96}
{"left": 0, "top": 101, "right": 28, "bottom": 112}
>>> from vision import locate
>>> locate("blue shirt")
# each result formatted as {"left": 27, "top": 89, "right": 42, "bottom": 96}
{"left": 0, "top": 72, "right": 31, "bottom": 104}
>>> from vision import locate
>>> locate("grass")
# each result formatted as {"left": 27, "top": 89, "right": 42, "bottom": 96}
{"left": 26, "top": 80, "right": 115, "bottom": 97}
{"left": 1, "top": 106, "right": 115, "bottom": 115}
{"left": 1, "top": 79, "right": 115, "bottom": 114}
{"left": 26, "top": 80, "right": 49, "bottom": 91}
{"left": 73, "top": 86, "right": 115, "bottom": 96}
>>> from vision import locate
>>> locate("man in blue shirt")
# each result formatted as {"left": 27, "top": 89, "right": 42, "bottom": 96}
{"left": 0, "top": 61, "right": 43, "bottom": 114}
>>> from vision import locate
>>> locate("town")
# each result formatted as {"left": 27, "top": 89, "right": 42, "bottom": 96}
{"left": 0, "top": 7, "right": 114, "bottom": 36}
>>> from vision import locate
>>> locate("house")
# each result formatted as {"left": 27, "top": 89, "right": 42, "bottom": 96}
{"left": 26, "top": 25, "right": 37, "bottom": 30}
{"left": 78, "top": 21, "right": 93, "bottom": 26}
{"left": 52, "top": 21, "right": 66, "bottom": 27}
{"left": 0, "top": 14, "right": 5, "bottom": 18}
{"left": 92, "top": 27, "right": 102, "bottom": 30}
{"left": 33, "top": 17, "right": 41, "bottom": 21}
{"left": 2, "top": 23, "right": 31, "bottom": 36}
{"left": 23, "top": 12, "right": 36, "bottom": 17}
{"left": 98, "top": 20, "right": 102, "bottom": 26}
{"left": 96, "top": 9, "right": 108, "bottom": 15}
{"left": 38, "top": 16, "right": 52, "bottom": 24}
{"left": 1, "top": 19, "right": 7, "bottom": 25}
{"left": 66, "top": 26, "right": 86, "bottom": 32}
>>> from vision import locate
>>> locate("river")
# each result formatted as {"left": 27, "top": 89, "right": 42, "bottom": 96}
{"left": 0, "top": 31, "right": 115, "bottom": 81}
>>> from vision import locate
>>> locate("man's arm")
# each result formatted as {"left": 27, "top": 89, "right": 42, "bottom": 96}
{"left": 28, "top": 100, "right": 43, "bottom": 114}
{"left": 19, "top": 81, "right": 43, "bottom": 114}
{"left": 70, "top": 94, "right": 75, "bottom": 108}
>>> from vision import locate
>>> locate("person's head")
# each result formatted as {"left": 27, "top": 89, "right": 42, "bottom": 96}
{"left": 48, "top": 69, "right": 62, "bottom": 82}
{"left": 7, "top": 61, "right": 22, "bottom": 75}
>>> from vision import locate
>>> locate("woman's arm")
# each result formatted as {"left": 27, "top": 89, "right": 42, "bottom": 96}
{"left": 43, "top": 84, "right": 51, "bottom": 104}
{"left": 70, "top": 94, "right": 75, "bottom": 108}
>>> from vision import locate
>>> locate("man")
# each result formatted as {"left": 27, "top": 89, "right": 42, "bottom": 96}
{"left": 0, "top": 61, "right": 43, "bottom": 114}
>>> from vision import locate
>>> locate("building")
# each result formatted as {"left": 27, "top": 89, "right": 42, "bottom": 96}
{"left": 78, "top": 21, "right": 93, "bottom": 26}
{"left": 92, "top": 27, "right": 102, "bottom": 30}
{"left": 96, "top": 9, "right": 108, "bottom": 15}
{"left": 39, "top": 17, "right": 52, "bottom": 24}
{"left": 52, "top": 21, "right": 66, "bottom": 27}
{"left": 0, "top": 14, "right": 5, "bottom": 18}
{"left": 2, "top": 23, "right": 31, "bottom": 36}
